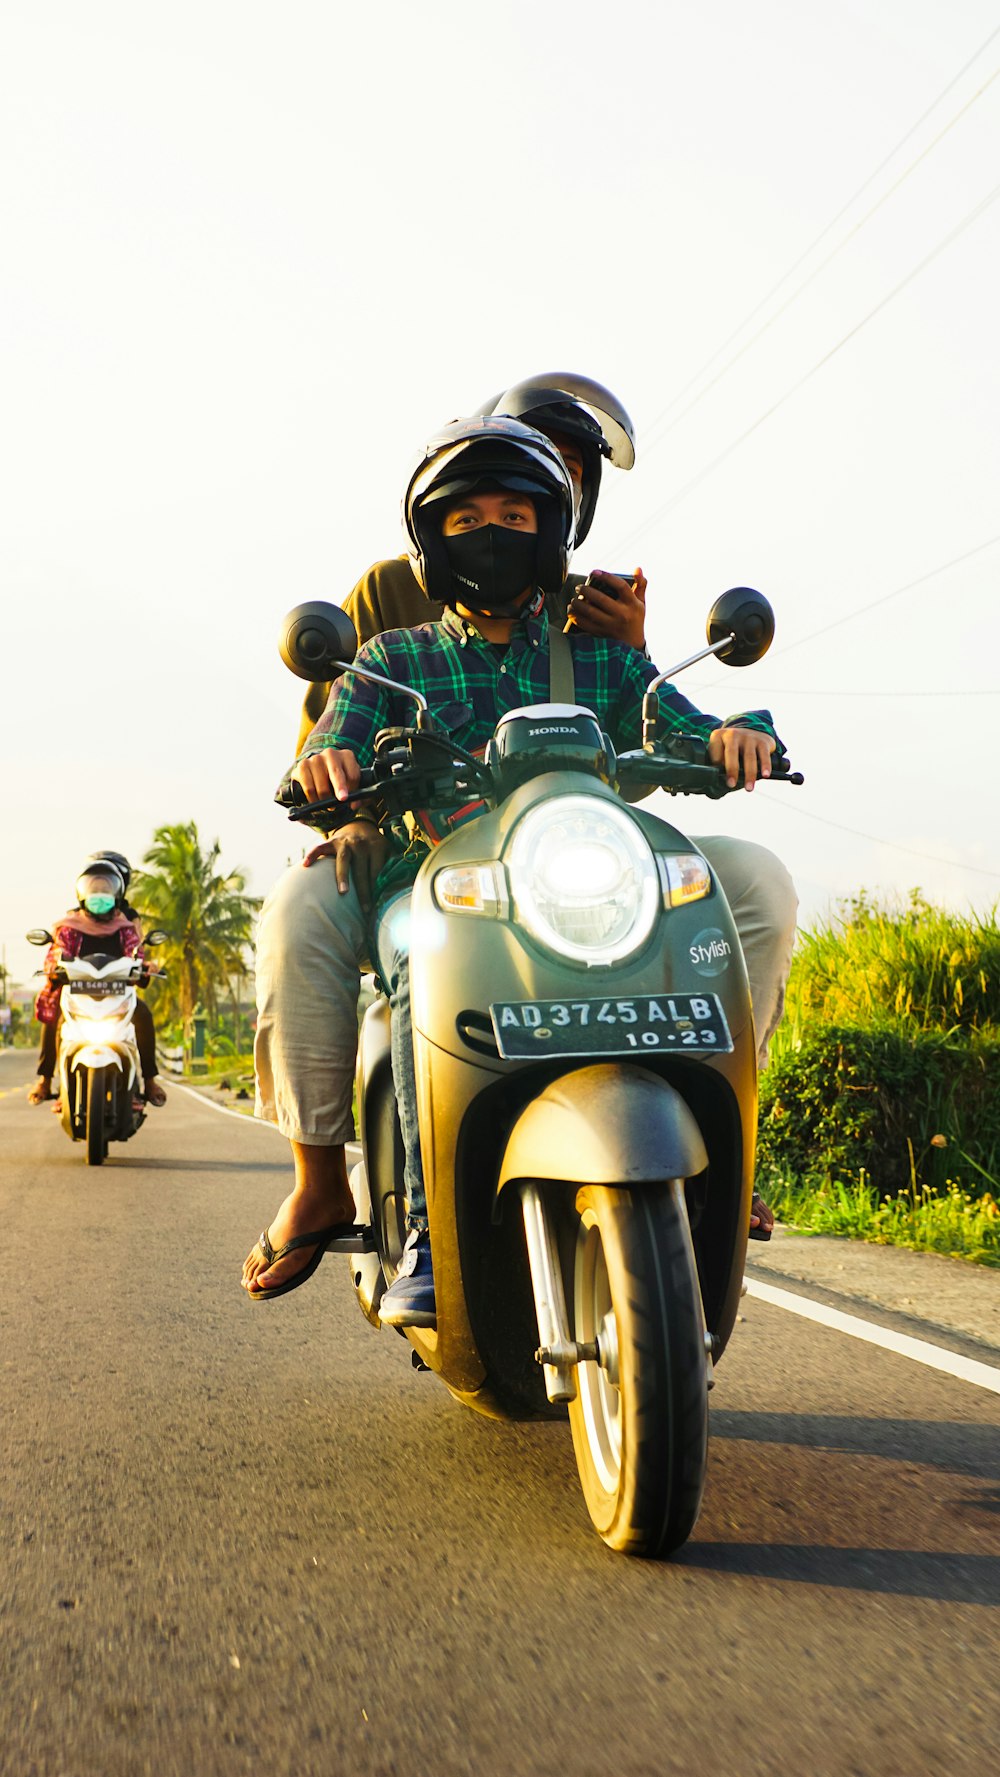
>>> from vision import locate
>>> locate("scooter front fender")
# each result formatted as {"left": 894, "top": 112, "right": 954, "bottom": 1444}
{"left": 496, "top": 1064, "right": 709, "bottom": 1194}
{"left": 69, "top": 1046, "right": 131, "bottom": 1078}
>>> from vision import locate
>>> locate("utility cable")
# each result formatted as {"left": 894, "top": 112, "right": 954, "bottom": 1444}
{"left": 757, "top": 796, "right": 1000, "bottom": 880}
{"left": 689, "top": 532, "right": 1000, "bottom": 691}
{"left": 634, "top": 22, "right": 1000, "bottom": 455}
{"left": 608, "top": 188, "right": 1000, "bottom": 559}
{"left": 686, "top": 687, "right": 999, "bottom": 698}
{"left": 639, "top": 63, "right": 999, "bottom": 460}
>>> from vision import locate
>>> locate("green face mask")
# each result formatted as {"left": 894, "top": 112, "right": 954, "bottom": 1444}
{"left": 84, "top": 894, "right": 116, "bottom": 916}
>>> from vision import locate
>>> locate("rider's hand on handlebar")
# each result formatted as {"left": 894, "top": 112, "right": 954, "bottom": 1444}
{"left": 303, "top": 822, "right": 388, "bottom": 911}
{"left": 707, "top": 726, "right": 776, "bottom": 790}
{"left": 292, "top": 746, "right": 363, "bottom": 805}
{"left": 565, "top": 568, "right": 647, "bottom": 652}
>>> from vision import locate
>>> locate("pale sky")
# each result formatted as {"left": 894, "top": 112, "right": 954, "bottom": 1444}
{"left": 3, "top": 0, "right": 998, "bottom": 987}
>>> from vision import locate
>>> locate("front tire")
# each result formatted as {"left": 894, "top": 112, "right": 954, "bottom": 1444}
{"left": 567, "top": 1181, "right": 708, "bottom": 1558}
{"left": 86, "top": 1067, "right": 108, "bottom": 1165}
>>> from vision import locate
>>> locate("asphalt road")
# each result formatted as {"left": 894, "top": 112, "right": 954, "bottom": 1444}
{"left": 1, "top": 1046, "right": 998, "bottom": 1777}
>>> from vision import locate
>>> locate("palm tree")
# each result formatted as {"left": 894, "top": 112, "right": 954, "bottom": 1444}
{"left": 132, "top": 823, "right": 260, "bottom": 1063}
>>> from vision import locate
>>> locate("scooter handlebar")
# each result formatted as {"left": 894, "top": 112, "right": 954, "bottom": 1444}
{"left": 617, "top": 746, "right": 802, "bottom": 799}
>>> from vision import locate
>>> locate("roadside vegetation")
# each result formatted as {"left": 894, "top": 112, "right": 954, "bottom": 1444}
{"left": 758, "top": 892, "right": 1000, "bottom": 1266}
{"left": 132, "top": 823, "right": 259, "bottom": 1067}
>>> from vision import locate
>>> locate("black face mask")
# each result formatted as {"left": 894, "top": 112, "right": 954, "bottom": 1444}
{"left": 442, "top": 525, "right": 539, "bottom": 614}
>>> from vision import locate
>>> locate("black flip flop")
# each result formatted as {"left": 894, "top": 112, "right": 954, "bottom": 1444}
{"left": 748, "top": 1194, "right": 773, "bottom": 1242}
{"left": 247, "top": 1220, "right": 373, "bottom": 1303}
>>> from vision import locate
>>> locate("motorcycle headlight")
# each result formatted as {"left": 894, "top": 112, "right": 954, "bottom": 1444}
{"left": 89, "top": 1019, "right": 125, "bottom": 1044}
{"left": 508, "top": 795, "right": 660, "bottom": 965}
{"left": 68, "top": 995, "right": 130, "bottom": 1022}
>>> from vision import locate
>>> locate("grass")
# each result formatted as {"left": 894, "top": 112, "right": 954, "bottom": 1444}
{"left": 768, "top": 1169, "right": 1000, "bottom": 1268}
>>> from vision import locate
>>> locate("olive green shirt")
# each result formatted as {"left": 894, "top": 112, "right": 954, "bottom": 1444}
{"left": 296, "top": 555, "right": 584, "bottom": 753}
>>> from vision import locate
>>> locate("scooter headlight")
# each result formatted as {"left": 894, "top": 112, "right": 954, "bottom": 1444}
{"left": 80, "top": 1018, "right": 126, "bottom": 1045}
{"left": 508, "top": 795, "right": 659, "bottom": 965}
{"left": 67, "top": 995, "right": 130, "bottom": 1021}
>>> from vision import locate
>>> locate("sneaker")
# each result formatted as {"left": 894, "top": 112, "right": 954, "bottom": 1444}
{"left": 378, "top": 1228, "right": 436, "bottom": 1329}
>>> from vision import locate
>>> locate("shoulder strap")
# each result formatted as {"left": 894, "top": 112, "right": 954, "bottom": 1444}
{"left": 547, "top": 621, "right": 577, "bottom": 705}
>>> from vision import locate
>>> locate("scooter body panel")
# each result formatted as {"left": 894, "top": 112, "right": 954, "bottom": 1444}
{"left": 359, "top": 769, "right": 758, "bottom": 1412}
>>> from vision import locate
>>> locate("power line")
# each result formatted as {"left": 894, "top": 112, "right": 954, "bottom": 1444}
{"left": 608, "top": 183, "right": 1000, "bottom": 559}
{"left": 687, "top": 687, "right": 999, "bottom": 699}
{"left": 632, "top": 22, "right": 1000, "bottom": 456}
{"left": 691, "top": 532, "right": 1000, "bottom": 690}
{"left": 637, "top": 62, "right": 999, "bottom": 461}
{"left": 754, "top": 532, "right": 1000, "bottom": 661}
{"left": 761, "top": 795, "right": 1000, "bottom": 880}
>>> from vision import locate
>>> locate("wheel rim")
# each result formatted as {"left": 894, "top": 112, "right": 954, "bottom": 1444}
{"left": 574, "top": 1208, "right": 622, "bottom": 1494}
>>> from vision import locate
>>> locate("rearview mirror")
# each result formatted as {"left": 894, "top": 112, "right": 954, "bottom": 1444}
{"left": 26, "top": 928, "right": 53, "bottom": 946}
{"left": 143, "top": 930, "right": 169, "bottom": 946}
{"left": 279, "top": 602, "right": 360, "bottom": 683}
{"left": 707, "top": 587, "right": 774, "bottom": 666}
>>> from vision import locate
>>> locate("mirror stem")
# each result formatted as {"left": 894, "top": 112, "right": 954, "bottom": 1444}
{"left": 641, "top": 631, "right": 736, "bottom": 748}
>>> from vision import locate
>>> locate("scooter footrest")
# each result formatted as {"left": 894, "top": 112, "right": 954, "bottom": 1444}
{"left": 327, "top": 1227, "right": 376, "bottom": 1255}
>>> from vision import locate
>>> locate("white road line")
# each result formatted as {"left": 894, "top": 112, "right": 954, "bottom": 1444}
{"left": 746, "top": 1277, "right": 1000, "bottom": 1396}
{"left": 167, "top": 1081, "right": 362, "bottom": 1158}
{"left": 169, "top": 1080, "right": 1000, "bottom": 1393}
{"left": 166, "top": 1079, "right": 282, "bottom": 1128}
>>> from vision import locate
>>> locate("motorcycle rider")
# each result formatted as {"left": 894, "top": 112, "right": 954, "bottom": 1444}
{"left": 242, "top": 417, "right": 796, "bottom": 1321}
{"left": 30, "top": 859, "right": 167, "bottom": 1108}
{"left": 295, "top": 373, "right": 648, "bottom": 752}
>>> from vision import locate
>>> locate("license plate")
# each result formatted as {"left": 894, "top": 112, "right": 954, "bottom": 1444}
{"left": 489, "top": 992, "right": 733, "bottom": 1060}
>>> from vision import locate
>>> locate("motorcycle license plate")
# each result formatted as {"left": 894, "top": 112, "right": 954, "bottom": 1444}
{"left": 489, "top": 992, "right": 733, "bottom": 1060}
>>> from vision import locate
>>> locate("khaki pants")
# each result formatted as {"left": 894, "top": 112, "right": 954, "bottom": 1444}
{"left": 254, "top": 837, "right": 798, "bottom": 1146}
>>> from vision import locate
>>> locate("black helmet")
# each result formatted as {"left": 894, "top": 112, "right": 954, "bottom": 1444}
{"left": 403, "top": 416, "right": 576, "bottom": 607}
{"left": 84, "top": 849, "right": 132, "bottom": 892}
{"left": 477, "top": 373, "right": 636, "bottom": 546}
{"left": 76, "top": 862, "right": 126, "bottom": 919}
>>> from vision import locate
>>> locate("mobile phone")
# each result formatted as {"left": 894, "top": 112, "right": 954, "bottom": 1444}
{"left": 582, "top": 570, "right": 635, "bottom": 600}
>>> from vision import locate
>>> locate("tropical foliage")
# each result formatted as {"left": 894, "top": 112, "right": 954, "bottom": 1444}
{"left": 131, "top": 823, "right": 260, "bottom": 1061}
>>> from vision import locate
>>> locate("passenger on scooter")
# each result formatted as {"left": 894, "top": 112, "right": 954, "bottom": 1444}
{"left": 30, "top": 859, "right": 167, "bottom": 1108}
{"left": 295, "top": 373, "right": 648, "bottom": 752}
{"left": 242, "top": 418, "right": 796, "bottom": 1322}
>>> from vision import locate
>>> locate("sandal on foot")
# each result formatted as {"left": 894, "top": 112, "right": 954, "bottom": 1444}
{"left": 247, "top": 1220, "right": 373, "bottom": 1303}
{"left": 28, "top": 1081, "right": 54, "bottom": 1105}
{"left": 144, "top": 1081, "right": 167, "bottom": 1107}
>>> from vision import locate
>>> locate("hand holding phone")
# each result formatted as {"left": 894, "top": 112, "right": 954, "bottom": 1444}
{"left": 566, "top": 567, "right": 647, "bottom": 650}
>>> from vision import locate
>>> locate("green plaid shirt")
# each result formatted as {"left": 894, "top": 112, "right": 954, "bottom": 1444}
{"left": 286, "top": 602, "right": 780, "bottom": 795}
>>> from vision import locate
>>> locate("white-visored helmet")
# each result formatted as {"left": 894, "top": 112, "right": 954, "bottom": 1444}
{"left": 476, "top": 372, "right": 636, "bottom": 546}
{"left": 402, "top": 415, "right": 577, "bottom": 607}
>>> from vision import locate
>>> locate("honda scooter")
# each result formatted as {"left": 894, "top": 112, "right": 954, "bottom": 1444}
{"left": 278, "top": 590, "right": 801, "bottom": 1555}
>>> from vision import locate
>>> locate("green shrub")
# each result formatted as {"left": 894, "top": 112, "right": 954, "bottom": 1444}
{"left": 758, "top": 1024, "right": 1000, "bottom": 1200}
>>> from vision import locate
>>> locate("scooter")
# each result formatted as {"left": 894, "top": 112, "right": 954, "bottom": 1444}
{"left": 278, "top": 589, "right": 802, "bottom": 1556}
{"left": 26, "top": 933, "right": 167, "bottom": 1165}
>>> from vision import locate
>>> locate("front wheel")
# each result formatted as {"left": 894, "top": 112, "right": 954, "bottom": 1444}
{"left": 86, "top": 1067, "right": 109, "bottom": 1165}
{"left": 567, "top": 1181, "right": 708, "bottom": 1558}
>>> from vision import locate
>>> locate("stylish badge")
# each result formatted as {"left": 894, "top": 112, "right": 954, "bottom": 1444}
{"left": 689, "top": 928, "right": 732, "bottom": 976}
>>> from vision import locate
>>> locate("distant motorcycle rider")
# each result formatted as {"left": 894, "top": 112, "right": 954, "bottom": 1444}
{"left": 29, "top": 857, "right": 167, "bottom": 1108}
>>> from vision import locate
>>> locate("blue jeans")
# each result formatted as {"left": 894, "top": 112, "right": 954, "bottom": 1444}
{"left": 372, "top": 892, "right": 425, "bottom": 1230}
